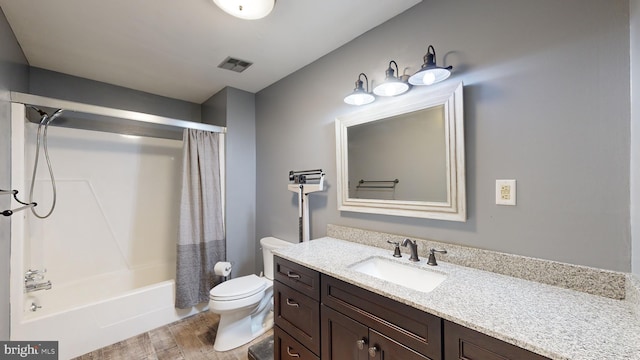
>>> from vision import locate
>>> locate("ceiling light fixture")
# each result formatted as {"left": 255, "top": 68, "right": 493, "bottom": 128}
{"left": 344, "top": 73, "right": 375, "bottom": 106}
{"left": 409, "top": 45, "right": 452, "bottom": 86}
{"left": 373, "top": 61, "right": 410, "bottom": 97}
{"left": 212, "top": 0, "right": 275, "bottom": 20}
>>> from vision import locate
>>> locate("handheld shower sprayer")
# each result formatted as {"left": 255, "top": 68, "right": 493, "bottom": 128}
{"left": 28, "top": 107, "right": 64, "bottom": 219}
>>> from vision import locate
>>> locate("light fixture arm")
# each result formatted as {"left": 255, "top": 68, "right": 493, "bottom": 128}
{"left": 386, "top": 61, "right": 400, "bottom": 80}
{"left": 421, "top": 45, "right": 452, "bottom": 71}
{"left": 356, "top": 72, "right": 370, "bottom": 93}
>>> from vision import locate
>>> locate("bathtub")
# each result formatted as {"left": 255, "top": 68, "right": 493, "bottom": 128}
{"left": 12, "top": 271, "right": 202, "bottom": 359}
{"left": 9, "top": 103, "right": 210, "bottom": 359}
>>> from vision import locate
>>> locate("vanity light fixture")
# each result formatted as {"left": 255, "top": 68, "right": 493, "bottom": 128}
{"left": 344, "top": 73, "right": 376, "bottom": 106}
{"left": 408, "top": 45, "right": 452, "bottom": 86}
{"left": 373, "top": 61, "right": 410, "bottom": 97}
{"left": 212, "top": 0, "right": 275, "bottom": 20}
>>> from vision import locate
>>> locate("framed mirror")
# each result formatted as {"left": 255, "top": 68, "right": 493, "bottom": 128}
{"left": 335, "top": 81, "right": 466, "bottom": 221}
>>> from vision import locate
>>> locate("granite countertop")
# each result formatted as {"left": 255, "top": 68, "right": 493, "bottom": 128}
{"left": 273, "top": 237, "right": 640, "bottom": 360}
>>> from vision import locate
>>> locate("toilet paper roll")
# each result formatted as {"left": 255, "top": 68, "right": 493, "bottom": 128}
{"left": 214, "top": 261, "right": 232, "bottom": 277}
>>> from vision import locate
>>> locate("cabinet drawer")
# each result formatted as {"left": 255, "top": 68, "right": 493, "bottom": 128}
{"left": 275, "top": 326, "right": 319, "bottom": 360}
{"left": 322, "top": 274, "right": 441, "bottom": 360}
{"left": 275, "top": 282, "right": 321, "bottom": 355}
{"left": 275, "top": 256, "right": 320, "bottom": 299}
{"left": 443, "top": 321, "right": 549, "bottom": 360}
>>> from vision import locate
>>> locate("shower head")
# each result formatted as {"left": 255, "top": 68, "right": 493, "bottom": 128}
{"left": 46, "top": 109, "right": 64, "bottom": 124}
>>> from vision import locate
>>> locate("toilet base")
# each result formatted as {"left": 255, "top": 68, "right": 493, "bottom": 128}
{"left": 212, "top": 292, "right": 274, "bottom": 352}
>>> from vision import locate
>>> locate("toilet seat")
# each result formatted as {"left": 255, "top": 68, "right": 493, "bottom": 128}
{"left": 210, "top": 274, "right": 267, "bottom": 301}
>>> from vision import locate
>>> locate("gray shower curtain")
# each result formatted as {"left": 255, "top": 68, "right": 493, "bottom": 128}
{"left": 175, "top": 129, "right": 225, "bottom": 309}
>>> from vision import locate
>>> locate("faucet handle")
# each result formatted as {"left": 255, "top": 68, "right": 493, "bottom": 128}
{"left": 24, "top": 269, "right": 46, "bottom": 282}
{"left": 427, "top": 249, "right": 447, "bottom": 266}
{"left": 386, "top": 241, "right": 402, "bottom": 258}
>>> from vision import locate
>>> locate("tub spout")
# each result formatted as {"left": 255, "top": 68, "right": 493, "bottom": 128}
{"left": 25, "top": 280, "right": 52, "bottom": 293}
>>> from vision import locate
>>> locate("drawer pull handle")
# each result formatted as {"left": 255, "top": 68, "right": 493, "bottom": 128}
{"left": 287, "top": 346, "right": 300, "bottom": 358}
{"left": 356, "top": 339, "right": 367, "bottom": 350}
{"left": 286, "top": 298, "right": 300, "bottom": 307}
{"left": 368, "top": 346, "right": 378, "bottom": 358}
{"left": 287, "top": 271, "right": 301, "bottom": 279}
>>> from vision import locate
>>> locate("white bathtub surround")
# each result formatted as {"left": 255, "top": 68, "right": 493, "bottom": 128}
{"left": 327, "top": 224, "right": 626, "bottom": 299}
{"left": 273, "top": 237, "right": 640, "bottom": 360}
{"left": 9, "top": 103, "right": 212, "bottom": 359}
{"left": 176, "top": 129, "right": 225, "bottom": 309}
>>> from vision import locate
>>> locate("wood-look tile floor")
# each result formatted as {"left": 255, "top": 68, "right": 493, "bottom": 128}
{"left": 73, "top": 311, "right": 273, "bottom": 360}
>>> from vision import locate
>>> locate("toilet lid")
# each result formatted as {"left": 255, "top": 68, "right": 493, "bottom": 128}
{"left": 210, "top": 274, "right": 267, "bottom": 301}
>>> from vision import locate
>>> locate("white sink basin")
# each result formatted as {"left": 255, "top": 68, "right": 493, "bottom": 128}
{"left": 349, "top": 256, "right": 447, "bottom": 293}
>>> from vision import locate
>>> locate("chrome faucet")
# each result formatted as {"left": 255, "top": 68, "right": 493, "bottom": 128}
{"left": 25, "top": 280, "right": 52, "bottom": 293}
{"left": 401, "top": 238, "right": 420, "bottom": 262}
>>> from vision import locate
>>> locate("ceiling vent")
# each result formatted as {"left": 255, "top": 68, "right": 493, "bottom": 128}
{"left": 218, "top": 57, "right": 253, "bottom": 73}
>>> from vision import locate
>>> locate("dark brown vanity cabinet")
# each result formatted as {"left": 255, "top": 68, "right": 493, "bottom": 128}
{"left": 273, "top": 256, "right": 549, "bottom": 360}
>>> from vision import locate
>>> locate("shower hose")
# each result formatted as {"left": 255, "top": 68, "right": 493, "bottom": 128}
{"left": 28, "top": 108, "right": 63, "bottom": 219}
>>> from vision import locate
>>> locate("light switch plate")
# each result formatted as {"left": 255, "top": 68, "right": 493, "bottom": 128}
{"left": 496, "top": 179, "right": 516, "bottom": 205}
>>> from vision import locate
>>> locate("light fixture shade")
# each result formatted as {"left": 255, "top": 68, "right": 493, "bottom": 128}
{"left": 408, "top": 67, "right": 451, "bottom": 86}
{"left": 409, "top": 45, "right": 452, "bottom": 86}
{"left": 344, "top": 91, "right": 375, "bottom": 106}
{"left": 344, "top": 73, "right": 375, "bottom": 106}
{"left": 213, "top": 0, "right": 275, "bottom": 20}
{"left": 373, "top": 60, "right": 410, "bottom": 97}
{"left": 373, "top": 80, "right": 410, "bottom": 97}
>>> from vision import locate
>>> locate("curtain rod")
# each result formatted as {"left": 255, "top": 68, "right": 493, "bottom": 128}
{"left": 10, "top": 92, "right": 226, "bottom": 135}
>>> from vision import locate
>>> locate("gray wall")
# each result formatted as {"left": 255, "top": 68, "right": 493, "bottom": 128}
{"left": 0, "top": 7, "right": 29, "bottom": 341}
{"left": 632, "top": 0, "right": 640, "bottom": 276}
{"left": 203, "top": 88, "right": 257, "bottom": 277}
{"left": 29, "top": 68, "right": 202, "bottom": 122}
{"left": 256, "top": 0, "right": 631, "bottom": 271}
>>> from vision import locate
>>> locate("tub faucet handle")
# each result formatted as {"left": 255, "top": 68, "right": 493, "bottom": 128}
{"left": 386, "top": 241, "right": 402, "bottom": 257}
{"left": 25, "top": 269, "right": 46, "bottom": 282}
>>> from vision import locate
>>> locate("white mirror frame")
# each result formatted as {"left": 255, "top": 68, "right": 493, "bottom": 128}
{"left": 335, "top": 81, "right": 466, "bottom": 221}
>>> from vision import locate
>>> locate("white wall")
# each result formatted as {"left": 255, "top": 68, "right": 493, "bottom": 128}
{"left": 256, "top": 0, "right": 631, "bottom": 271}
{"left": 632, "top": 0, "right": 640, "bottom": 276}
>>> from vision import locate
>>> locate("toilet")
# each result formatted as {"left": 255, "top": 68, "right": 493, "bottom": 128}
{"left": 209, "top": 236, "right": 293, "bottom": 352}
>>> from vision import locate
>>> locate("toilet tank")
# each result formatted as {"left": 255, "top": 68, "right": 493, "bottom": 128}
{"left": 260, "top": 237, "right": 293, "bottom": 280}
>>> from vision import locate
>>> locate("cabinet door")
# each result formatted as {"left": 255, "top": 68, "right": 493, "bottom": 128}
{"left": 321, "top": 305, "right": 369, "bottom": 360}
{"left": 368, "top": 329, "right": 432, "bottom": 360}
{"left": 444, "top": 321, "right": 549, "bottom": 360}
